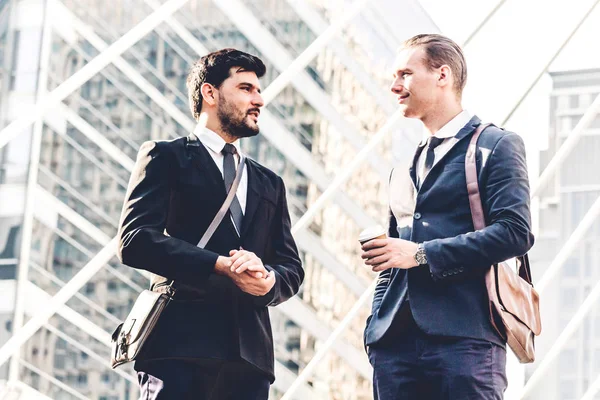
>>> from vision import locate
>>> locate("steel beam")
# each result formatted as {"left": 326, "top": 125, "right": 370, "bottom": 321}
{"left": 211, "top": 0, "right": 392, "bottom": 181}
{"left": 0, "top": 0, "right": 191, "bottom": 149}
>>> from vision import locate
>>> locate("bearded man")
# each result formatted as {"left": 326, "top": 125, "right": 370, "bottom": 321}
{"left": 116, "top": 48, "right": 304, "bottom": 399}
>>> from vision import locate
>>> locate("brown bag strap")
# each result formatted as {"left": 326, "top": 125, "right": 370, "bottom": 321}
{"left": 465, "top": 123, "right": 533, "bottom": 284}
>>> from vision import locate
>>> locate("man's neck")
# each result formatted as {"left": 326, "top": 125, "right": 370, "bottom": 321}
{"left": 204, "top": 116, "right": 237, "bottom": 144}
{"left": 421, "top": 103, "right": 464, "bottom": 136}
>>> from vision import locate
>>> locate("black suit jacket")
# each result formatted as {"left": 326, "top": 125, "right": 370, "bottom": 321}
{"left": 365, "top": 116, "right": 534, "bottom": 347}
{"left": 116, "top": 133, "right": 304, "bottom": 381}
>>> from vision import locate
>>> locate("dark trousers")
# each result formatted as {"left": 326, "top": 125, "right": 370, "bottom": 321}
{"left": 135, "top": 359, "right": 270, "bottom": 400}
{"left": 368, "top": 314, "right": 507, "bottom": 400}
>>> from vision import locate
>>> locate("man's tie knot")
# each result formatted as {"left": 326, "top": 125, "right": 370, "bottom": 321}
{"left": 222, "top": 143, "right": 237, "bottom": 155}
{"left": 428, "top": 136, "right": 444, "bottom": 150}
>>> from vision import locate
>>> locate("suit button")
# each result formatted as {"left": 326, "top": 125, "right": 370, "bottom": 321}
{"left": 459, "top": 267, "right": 464, "bottom": 273}
{"left": 414, "top": 212, "right": 422, "bottom": 220}
{"left": 442, "top": 271, "right": 448, "bottom": 277}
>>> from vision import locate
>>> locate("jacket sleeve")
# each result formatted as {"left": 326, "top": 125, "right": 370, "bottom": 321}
{"left": 423, "top": 133, "right": 535, "bottom": 281}
{"left": 117, "top": 141, "right": 220, "bottom": 287}
{"left": 252, "top": 176, "right": 304, "bottom": 307}
{"left": 370, "top": 207, "right": 398, "bottom": 314}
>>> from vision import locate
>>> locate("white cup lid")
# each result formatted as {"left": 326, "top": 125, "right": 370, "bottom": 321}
{"left": 358, "top": 225, "right": 386, "bottom": 242}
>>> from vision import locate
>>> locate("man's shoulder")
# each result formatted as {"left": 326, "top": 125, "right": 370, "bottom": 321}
{"left": 247, "top": 157, "right": 285, "bottom": 192}
{"left": 137, "top": 136, "right": 188, "bottom": 160}
{"left": 247, "top": 158, "right": 283, "bottom": 186}
{"left": 479, "top": 124, "right": 522, "bottom": 150}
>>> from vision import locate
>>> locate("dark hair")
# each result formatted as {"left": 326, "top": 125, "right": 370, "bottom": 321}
{"left": 186, "top": 48, "right": 266, "bottom": 121}
{"left": 402, "top": 34, "right": 467, "bottom": 97}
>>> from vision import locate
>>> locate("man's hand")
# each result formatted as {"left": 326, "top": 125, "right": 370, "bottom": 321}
{"left": 229, "top": 249, "right": 266, "bottom": 278}
{"left": 361, "top": 238, "right": 419, "bottom": 272}
{"left": 214, "top": 252, "right": 276, "bottom": 296}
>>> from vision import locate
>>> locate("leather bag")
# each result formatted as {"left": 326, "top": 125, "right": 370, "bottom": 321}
{"left": 110, "top": 155, "right": 247, "bottom": 368}
{"left": 465, "top": 124, "right": 542, "bottom": 363}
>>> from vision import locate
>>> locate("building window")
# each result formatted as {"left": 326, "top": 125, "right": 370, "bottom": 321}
{"left": 570, "top": 94, "right": 580, "bottom": 109}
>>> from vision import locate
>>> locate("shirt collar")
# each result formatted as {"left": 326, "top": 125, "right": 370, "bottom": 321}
{"left": 193, "top": 123, "right": 242, "bottom": 156}
{"left": 419, "top": 110, "right": 473, "bottom": 146}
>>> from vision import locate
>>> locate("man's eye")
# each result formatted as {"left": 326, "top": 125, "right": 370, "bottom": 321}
{"left": 242, "top": 87, "right": 251, "bottom": 92}
{"left": 402, "top": 73, "right": 411, "bottom": 78}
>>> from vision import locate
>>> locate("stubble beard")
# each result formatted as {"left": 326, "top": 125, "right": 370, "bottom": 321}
{"left": 217, "top": 97, "right": 260, "bottom": 139}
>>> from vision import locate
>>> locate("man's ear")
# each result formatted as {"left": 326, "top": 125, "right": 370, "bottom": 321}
{"left": 200, "top": 83, "right": 217, "bottom": 106}
{"left": 437, "top": 65, "right": 452, "bottom": 88}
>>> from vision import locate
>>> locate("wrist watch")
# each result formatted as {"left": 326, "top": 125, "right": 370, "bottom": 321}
{"left": 414, "top": 243, "right": 427, "bottom": 265}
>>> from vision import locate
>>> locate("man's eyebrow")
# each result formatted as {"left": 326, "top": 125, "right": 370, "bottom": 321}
{"left": 393, "top": 68, "right": 412, "bottom": 77}
{"left": 238, "top": 82, "right": 261, "bottom": 93}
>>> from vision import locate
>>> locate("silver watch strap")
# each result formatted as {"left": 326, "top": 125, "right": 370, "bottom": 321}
{"left": 197, "top": 155, "right": 246, "bottom": 249}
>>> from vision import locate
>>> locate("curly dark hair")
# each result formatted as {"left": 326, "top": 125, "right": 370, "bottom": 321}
{"left": 186, "top": 48, "right": 266, "bottom": 121}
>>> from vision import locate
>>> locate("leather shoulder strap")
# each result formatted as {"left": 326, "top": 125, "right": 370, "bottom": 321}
{"left": 465, "top": 124, "right": 491, "bottom": 230}
{"left": 197, "top": 155, "right": 246, "bottom": 249}
{"left": 465, "top": 124, "right": 533, "bottom": 284}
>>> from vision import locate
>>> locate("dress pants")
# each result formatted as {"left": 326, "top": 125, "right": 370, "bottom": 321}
{"left": 368, "top": 310, "right": 507, "bottom": 400}
{"left": 135, "top": 358, "right": 270, "bottom": 400}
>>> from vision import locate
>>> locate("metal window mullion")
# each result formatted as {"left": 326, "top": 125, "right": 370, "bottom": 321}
{"left": 531, "top": 91, "right": 600, "bottom": 199}
{"left": 280, "top": 280, "right": 376, "bottom": 400}
{"left": 56, "top": 103, "right": 135, "bottom": 171}
{"left": 52, "top": 0, "right": 195, "bottom": 133}
{"left": 9, "top": 0, "right": 53, "bottom": 381}
{"left": 0, "top": 237, "right": 117, "bottom": 367}
{"left": 42, "top": 323, "right": 136, "bottom": 384}
{"left": 30, "top": 261, "right": 121, "bottom": 325}
{"left": 50, "top": 126, "right": 129, "bottom": 188}
{"left": 275, "top": 297, "right": 371, "bottom": 379}
{"left": 38, "top": 165, "right": 118, "bottom": 227}
{"left": 502, "top": 0, "right": 600, "bottom": 126}
{"left": 53, "top": 81, "right": 140, "bottom": 152}
{"left": 521, "top": 270, "right": 600, "bottom": 397}
{"left": 284, "top": 0, "right": 396, "bottom": 115}
{"left": 76, "top": 5, "right": 189, "bottom": 105}
{"left": 0, "top": 0, "right": 191, "bottom": 150}
{"left": 211, "top": 0, "right": 392, "bottom": 181}
{"left": 35, "top": 185, "right": 111, "bottom": 245}
{"left": 293, "top": 110, "right": 404, "bottom": 234}
{"left": 40, "top": 218, "right": 145, "bottom": 294}
{"left": 54, "top": 40, "right": 174, "bottom": 138}
{"left": 20, "top": 359, "right": 90, "bottom": 400}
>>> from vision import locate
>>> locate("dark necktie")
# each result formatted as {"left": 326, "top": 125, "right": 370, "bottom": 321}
{"left": 222, "top": 143, "right": 244, "bottom": 236}
{"left": 418, "top": 136, "right": 444, "bottom": 189}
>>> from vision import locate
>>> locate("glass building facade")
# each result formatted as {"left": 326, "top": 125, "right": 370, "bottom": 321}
{"left": 0, "top": 0, "right": 433, "bottom": 398}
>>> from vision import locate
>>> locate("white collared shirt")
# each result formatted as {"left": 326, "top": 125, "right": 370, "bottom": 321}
{"left": 193, "top": 124, "right": 248, "bottom": 213}
{"left": 416, "top": 110, "right": 473, "bottom": 183}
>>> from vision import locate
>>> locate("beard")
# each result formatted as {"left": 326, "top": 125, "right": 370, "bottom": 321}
{"left": 217, "top": 97, "right": 260, "bottom": 139}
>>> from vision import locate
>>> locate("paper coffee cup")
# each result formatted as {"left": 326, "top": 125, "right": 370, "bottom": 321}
{"left": 358, "top": 225, "right": 387, "bottom": 244}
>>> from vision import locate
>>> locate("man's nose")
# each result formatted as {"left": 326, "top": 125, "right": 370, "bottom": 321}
{"left": 390, "top": 80, "right": 403, "bottom": 94}
{"left": 253, "top": 92, "right": 264, "bottom": 108}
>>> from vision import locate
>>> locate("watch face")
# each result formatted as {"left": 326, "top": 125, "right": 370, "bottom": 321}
{"left": 416, "top": 249, "right": 427, "bottom": 265}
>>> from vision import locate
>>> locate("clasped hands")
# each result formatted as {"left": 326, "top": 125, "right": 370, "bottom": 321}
{"left": 215, "top": 249, "right": 275, "bottom": 296}
{"left": 361, "top": 238, "right": 419, "bottom": 272}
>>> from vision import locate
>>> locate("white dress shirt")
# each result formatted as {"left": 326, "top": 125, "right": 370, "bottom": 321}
{"left": 194, "top": 124, "right": 248, "bottom": 213}
{"left": 416, "top": 110, "right": 473, "bottom": 183}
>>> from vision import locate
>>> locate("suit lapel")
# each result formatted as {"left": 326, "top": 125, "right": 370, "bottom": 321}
{"left": 409, "top": 144, "right": 426, "bottom": 190}
{"left": 416, "top": 116, "right": 482, "bottom": 193}
{"left": 186, "top": 133, "right": 239, "bottom": 238}
{"left": 240, "top": 159, "right": 261, "bottom": 238}
{"left": 186, "top": 133, "right": 224, "bottom": 189}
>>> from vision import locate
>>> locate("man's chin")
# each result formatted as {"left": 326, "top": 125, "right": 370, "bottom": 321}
{"left": 399, "top": 106, "right": 415, "bottom": 118}
{"left": 234, "top": 125, "right": 260, "bottom": 138}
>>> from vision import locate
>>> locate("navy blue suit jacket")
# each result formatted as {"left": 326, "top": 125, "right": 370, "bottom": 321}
{"left": 364, "top": 116, "right": 534, "bottom": 347}
{"left": 116, "top": 134, "right": 304, "bottom": 381}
